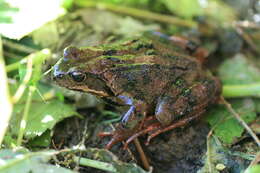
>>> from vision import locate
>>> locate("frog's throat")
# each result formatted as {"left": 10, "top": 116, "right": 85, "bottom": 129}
{"left": 70, "top": 85, "right": 109, "bottom": 97}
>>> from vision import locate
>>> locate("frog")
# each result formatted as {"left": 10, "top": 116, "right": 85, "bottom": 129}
{"left": 53, "top": 32, "right": 222, "bottom": 149}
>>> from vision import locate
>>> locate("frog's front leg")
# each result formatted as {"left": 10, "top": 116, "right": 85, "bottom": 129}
{"left": 100, "top": 96, "right": 148, "bottom": 149}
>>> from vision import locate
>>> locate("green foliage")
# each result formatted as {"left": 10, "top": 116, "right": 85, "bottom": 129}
{"left": 0, "top": 0, "right": 18, "bottom": 24}
{"left": 219, "top": 54, "right": 260, "bottom": 85}
{"left": 32, "top": 23, "right": 59, "bottom": 48}
{"left": 0, "top": 149, "right": 75, "bottom": 173}
{"left": 162, "top": 0, "right": 203, "bottom": 18}
{"left": 245, "top": 165, "right": 260, "bottom": 173}
{"left": 205, "top": 54, "right": 260, "bottom": 144}
{"left": 198, "top": 137, "right": 227, "bottom": 173}
{"left": 10, "top": 83, "right": 78, "bottom": 140}
{"left": 18, "top": 49, "right": 51, "bottom": 85}
{"left": 28, "top": 130, "right": 52, "bottom": 147}
{"left": 61, "top": 0, "right": 74, "bottom": 10}
{"left": 82, "top": 148, "right": 148, "bottom": 173}
{"left": 15, "top": 99, "right": 78, "bottom": 139}
{"left": 207, "top": 99, "right": 257, "bottom": 144}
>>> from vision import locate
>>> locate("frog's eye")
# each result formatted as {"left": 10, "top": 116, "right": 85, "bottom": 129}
{"left": 69, "top": 71, "right": 86, "bottom": 82}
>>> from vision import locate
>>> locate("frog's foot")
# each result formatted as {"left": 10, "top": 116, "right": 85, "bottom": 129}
{"left": 124, "top": 110, "right": 205, "bottom": 147}
{"left": 124, "top": 122, "right": 161, "bottom": 149}
{"left": 145, "top": 110, "right": 205, "bottom": 145}
{"left": 99, "top": 125, "right": 138, "bottom": 150}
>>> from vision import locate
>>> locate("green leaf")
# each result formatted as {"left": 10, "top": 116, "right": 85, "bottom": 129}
{"left": 32, "top": 22, "right": 59, "bottom": 48}
{"left": 3, "top": 134, "right": 17, "bottom": 148}
{"left": 0, "top": 149, "right": 75, "bottom": 173}
{"left": 28, "top": 130, "right": 52, "bottom": 147}
{"left": 9, "top": 82, "right": 78, "bottom": 140}
{"left": 162, "top": 0, "right": 203, "bottom": 18}
{"left": 13, "top": 99, "right": 78, "bottom": 139}
{"left": 218, "top": 54, "right": 260, "bottom": 85}
{"left": 206, "top": 98, "right": 257, "bottom": 144}
{"left": 61, "top": 0, "right": 74, "bottom": 10}
{"left": 245, "top": 165, "right": 260, "bottom": 173}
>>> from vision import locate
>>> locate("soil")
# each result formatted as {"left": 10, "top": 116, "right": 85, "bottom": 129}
{"left": 53, "top": 107, "right": 211, "bottom": 173}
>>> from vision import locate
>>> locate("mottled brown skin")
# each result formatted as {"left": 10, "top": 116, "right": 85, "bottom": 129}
{"left": 53, "top": 32, "right": 221, "bottom": 149}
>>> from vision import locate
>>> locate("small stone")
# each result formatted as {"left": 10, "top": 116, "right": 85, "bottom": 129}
{"left": 216, "top": 163, "right": 226, "bottom": 170}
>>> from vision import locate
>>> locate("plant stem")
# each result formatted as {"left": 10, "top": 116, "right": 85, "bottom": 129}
{"left": 0, "top": 35, "right": 13, "bottom": 147}
{"left": 12, "top": 55, "right": 33, "bottom": 103}
{"left": 223, "top": 83, "right": 260, "bottom": 98}
{"left": 5, "top": 61, "right": 21, "bottom": 72}
{"left": 134, "top": 138, "right": 150, "bottom": 171}
{"left": 73, "top": 156, "right": 117, "bottom": 172}
{"left": 75, "top": 1, "right": 196, "bottom": 28}
{"left": 17, "top": 86, "right": 35, "bottom": 146}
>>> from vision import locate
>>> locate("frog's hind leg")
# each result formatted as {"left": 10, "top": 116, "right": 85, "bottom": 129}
{"left": 148, "top": 78, "right": 221, "bottom": 144}
{"left": 169, "top": 36, "right": 209, "bottom": 63}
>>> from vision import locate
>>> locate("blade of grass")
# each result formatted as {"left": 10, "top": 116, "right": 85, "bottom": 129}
{"left": 0, "top": 35, "right": 13, "bottom": 147}
{"left": 11, "top": 55, "right": 33, "bottom": 104}
{"left": 17, "top": 86, "right": 35, "bottom": 146}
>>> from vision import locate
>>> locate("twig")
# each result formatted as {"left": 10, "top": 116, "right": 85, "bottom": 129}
{"left": 220, "top": 96, "right": 260, "bottom": 147}
{"left": 235, "top": 21, "right": 260, "bottom": 29}
{"left": 249, "top": 151, "right": 260, "bottom": 167}
{"left": 234, "top": 25, "right": 260, "bottom": 55}
{"left": 0, "top": 35, "right": 13, "bottom": 147}
{"left": 75, "top": 1, "right": 196, "bottom": 28}
{"left": 206, "top": 130, "right": 213, "bottom": 173}
{"left": 133, "top": 138, "right": 150, "bottom": 171}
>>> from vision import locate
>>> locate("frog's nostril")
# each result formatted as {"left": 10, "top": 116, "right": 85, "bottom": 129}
{"left": 64, "top": 46, "right": 79, "bottom": 59}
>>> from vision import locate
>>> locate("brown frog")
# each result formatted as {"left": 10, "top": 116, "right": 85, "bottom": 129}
{"left": 53, "top": 32, "right": 221, "bottom": 149}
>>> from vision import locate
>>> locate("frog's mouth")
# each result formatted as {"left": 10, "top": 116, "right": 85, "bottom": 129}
{"left": 69, "top": 85, "right": 110, "bottom": 97}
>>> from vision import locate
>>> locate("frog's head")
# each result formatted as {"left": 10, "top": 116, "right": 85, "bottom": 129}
{"left": 53, "top": 46, "right": 114, "bottom": 97}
